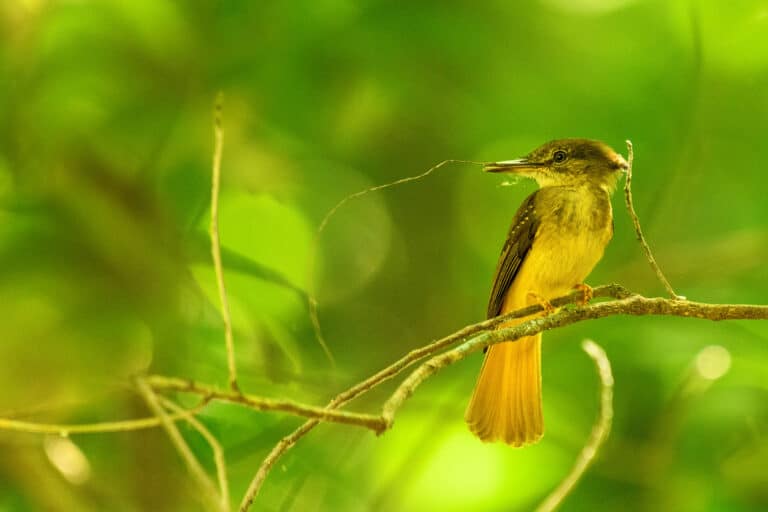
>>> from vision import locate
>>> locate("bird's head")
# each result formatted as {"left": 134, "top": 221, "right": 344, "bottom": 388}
{"left": 484, "top": 139, "right": 628, "bottom": 191}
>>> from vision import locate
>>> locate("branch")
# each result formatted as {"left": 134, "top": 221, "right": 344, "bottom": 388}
{"left": 0, "top": 399, "right": 209, "bottom": 435}
{"left": 135, "top": 378, "right": 225, "bottom": 512}
{"left": 237, "top": 285, "right": 629, "bottom": 510}
{"left": 158, "top": 396, "right": 230, "bottom": 512}
{"left": 210, "top": 92, "right": 239, "bottom": 391}
{"left": 239, "top": 288, "right": 767, "bottom": 510}
{"left": 2, "top": 290, "right": 762, "bottom": 512}
{"left": 380, "top": 295, "right": 767, "bottom": 427}
{"left": 623, "top": 140, "right": 683, "bottom": 300}
{"left": 535, "top": 339, "right": 614, "bottom": 512}
{"left": 239, "top": 422, "right": 313, "bottom": 511}
{"left": 147, "top": 375, "right": 386, "bottom": 432}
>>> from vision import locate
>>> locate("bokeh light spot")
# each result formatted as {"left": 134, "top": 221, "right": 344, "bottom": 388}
{"left": 695, "top": 345, "right": 731, "bottom": 381}
{"left": 44, "top": 436, "right": 92, "bottom": 485}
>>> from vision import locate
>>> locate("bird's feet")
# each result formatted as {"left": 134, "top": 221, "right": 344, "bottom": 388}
{"left": 526, "top": 291, "right": 556, "bottom": 315}
{"left": 573, "top": 283, "right": 594, "bottom": 306}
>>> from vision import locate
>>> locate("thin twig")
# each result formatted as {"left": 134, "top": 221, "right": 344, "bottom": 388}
{"left": 239, "top": 423, "right": 311, "bottom": 511}
{"left": 0, "top": 400, "right": 209, "bottom": 435}
{"left": 135, "top": 378, "right": 224, "bottom": 512}
{"left": 535, "top": 340, "right": 614, "bottom": 512}
{"left": 315, "top": 159, "right": 483, "bottom": 236}
{"left": 147, "top": 375, "right": 386, "bottom": 432}
{"left": 307, "top": 159, "right": 484, "bottom": 368}
{"left": 158, "top": 396, "right": 230, "bottom": 512}
{"left": 210, "top": 92, "right": 240, "bottom": 392}
{"left": 623, "top": 140, "right": 683, "bottom": 300}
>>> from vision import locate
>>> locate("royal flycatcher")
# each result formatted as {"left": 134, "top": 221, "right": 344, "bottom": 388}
{"left": 465, "top": 139, "right": 628, "bottom": 446}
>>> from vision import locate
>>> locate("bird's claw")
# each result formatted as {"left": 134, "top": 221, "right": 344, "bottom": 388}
{"left": 526, "top": 291, "right": 556, "bottom": 315}
{"left": 573, "top": 283, "right": 594, "bottom": 306}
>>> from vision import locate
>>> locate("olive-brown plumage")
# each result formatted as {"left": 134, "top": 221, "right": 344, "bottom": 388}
{"left": 466, "top": 139, "right": 627, "bottom": 445}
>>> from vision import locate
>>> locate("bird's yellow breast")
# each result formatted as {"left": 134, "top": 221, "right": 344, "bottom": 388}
{"left": 504, "top": 185, "right": 613, "bottom": 308}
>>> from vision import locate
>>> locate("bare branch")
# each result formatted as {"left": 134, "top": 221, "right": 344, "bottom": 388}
{"left": 238, "top": 286, "right": 630, "bottom": 509}
{"left": 158, "top": 396, "right": 230, "bottom": 512}
{"left": 623, "top": 140, "right": 683, "bottom": 300}
{"left": 380, "top": 295, "right": 766, "bottom": 428}
{"left": 239, "top": 422, "right": 313, "bottom": 512}
{"left": 135, "top": 378, "right": 224, "bottom": 512}
{"left": 2, "top": 289, "right": 763, "bottom": 512}
{"left": 0, "top": 400, "right": 209, "bottom": 435}
{"left": 239, "top": 289, "right": 767, "bottom": 510}
{"left": 210, "top": 92, "right": 239, "bottom": 391}
{"left": 535, "top": 340, "right": 614, "bottom": 512}
{"left": 147, "top": 375, "right": 386, "bottom": 432}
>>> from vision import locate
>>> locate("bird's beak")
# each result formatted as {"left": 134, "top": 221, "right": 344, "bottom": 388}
{"left": 483, "top": 158, "right": 543, "bottom": 173}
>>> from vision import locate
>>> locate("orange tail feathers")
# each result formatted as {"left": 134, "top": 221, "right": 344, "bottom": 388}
{"left": 465, "top": 334, "right": 543, "bottom": 446}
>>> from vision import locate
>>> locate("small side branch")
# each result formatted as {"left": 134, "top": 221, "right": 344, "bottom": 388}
{"left": 0, "top": 400, "right": 209, "bottom": 435}
{"left": 135, "top": 378, "right": 225, "bottom": 512}
{"left": 623, "top": 140, "right": 683, "bottom": 300}
{"left": 210, "top": 92, "right": 240, "bottom": 391}
{"left": 147, "top": 375, "right": 386, "bottom": 432}
{"left": 158, "top": 396, "right": 230, "bottom": 512}
{"left": 239, "top": 422, "right": 314, "bottom": 512}
{"left": 535, "top": 339, "right": 614, "bottom": 512}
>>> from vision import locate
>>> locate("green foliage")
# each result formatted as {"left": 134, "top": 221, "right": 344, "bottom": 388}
{"left": 1, "top": 1, "right": 767, "bottom": 511}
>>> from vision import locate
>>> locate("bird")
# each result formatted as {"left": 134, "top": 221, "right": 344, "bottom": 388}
{"left": 465, "top": 138, "right": 628, "bottom": 446}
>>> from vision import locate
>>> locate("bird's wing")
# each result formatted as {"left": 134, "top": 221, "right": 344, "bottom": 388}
{"left": 486, "top": 191, "right": 541, "bottom": 319}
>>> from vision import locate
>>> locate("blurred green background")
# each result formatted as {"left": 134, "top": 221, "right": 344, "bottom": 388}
{"left": 1, "top": 0, "right": 767, "bottom": 511}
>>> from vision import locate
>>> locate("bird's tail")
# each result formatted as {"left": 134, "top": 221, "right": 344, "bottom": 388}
{"left": 465, "top": 333, "right": 543, "bottom": 446}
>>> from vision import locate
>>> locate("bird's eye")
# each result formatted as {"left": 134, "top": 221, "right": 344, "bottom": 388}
{"left": 553, "top": 150, "right": 567, "bottom": 163}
